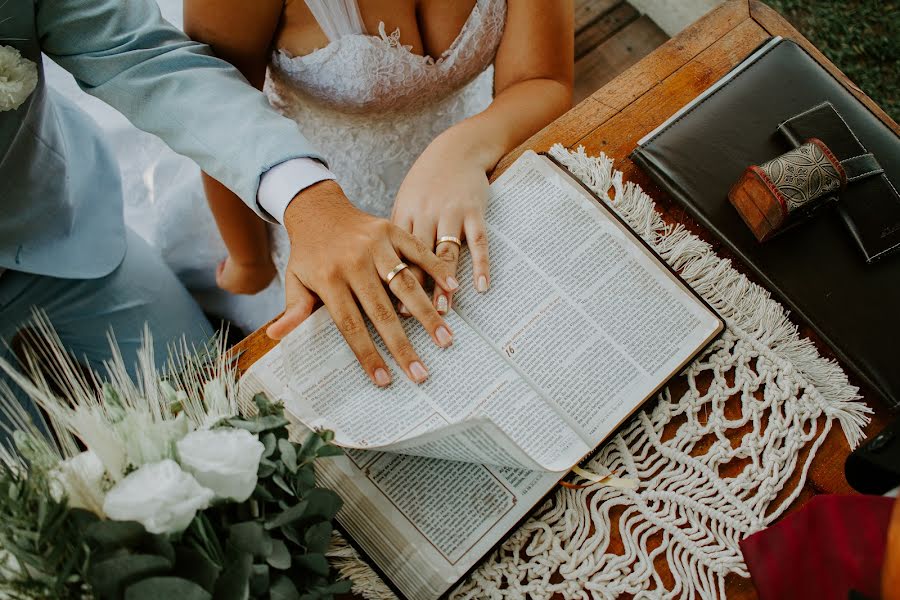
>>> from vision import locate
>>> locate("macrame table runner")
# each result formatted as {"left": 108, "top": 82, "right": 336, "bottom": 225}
{"left": 327, "top": 145, "right": 871, "bottom": 599}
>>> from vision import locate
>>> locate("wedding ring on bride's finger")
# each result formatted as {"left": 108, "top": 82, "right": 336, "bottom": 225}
{"left": 436, "top": 235, "right": 463, "bottom": 249}
{"left": 384, "top": 262, "right": 409, "bottom": 284}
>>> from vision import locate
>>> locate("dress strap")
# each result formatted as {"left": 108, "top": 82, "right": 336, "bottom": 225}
{"left": 303, "top": 0, "right": 366, "bottom": 41}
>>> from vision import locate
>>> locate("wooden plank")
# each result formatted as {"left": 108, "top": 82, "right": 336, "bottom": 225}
{"left": 575, "top": 17, "right": 770, "bottom": 160}
{"left": 574, "top": 2, "right": 640, "bottom": 60}
{"left": 574, "top": 0, "right": 621, "bottom": 33}
{"left": 590, "top": 0, "right": 750, "bottom": 112}
{"left": 234, "top": 317, "right": 278, "bottom": 373}
{"left": 749, "top": 0, "right": 900, "bottom": 135}
{"left": 574, "top": 15, "right": 669, "bottom": 104}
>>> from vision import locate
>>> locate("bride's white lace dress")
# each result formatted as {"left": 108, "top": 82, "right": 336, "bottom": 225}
{"left": 264, "top": 0, "right": 506, "bottom": 292}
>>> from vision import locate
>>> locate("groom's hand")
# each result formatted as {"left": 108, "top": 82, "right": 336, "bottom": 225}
{"left": 267, "top": 180, "right": 460, "bottom": 387}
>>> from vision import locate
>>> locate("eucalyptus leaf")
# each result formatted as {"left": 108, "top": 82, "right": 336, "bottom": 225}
{"left": 212, "top": 552, "right": 252, "bottom": 600}
{"left": 315, "top": 445, "right": 343, "bottom": 458}
{"left": 228, "top": 522, "right": 272, "bottom": 557}
{"left": 227, "top": 415, "right": 289, "bottom": 435}
{"left": 324, "top": 579, "right": 353, "bottom": 594}
{"left": 304, "top": 522, "right": 333, "bottom": 554}
{"left": 264, "top": 500, "right": 308, "bottom": 531}
{"left": 303, "top": 488, "right": 342, "bottom": 521}
{"left": 142, "top": 533, "right": 176, "bottom": 565}
{"left": 294, "top": 553, "right": 329, "bottom": 577}
{"left": 262, "top": 433, "right": 277, "bottom": 458}
{"left": 296, "top": 466, "right": 316, "bottom": 491}
{"left": 173, "top": 547, "right": 222, "bottom": 592}
{"left": 298, "top": 434, "right": 324, "bottom": 459}
{"left": 124, "top": 576, "right": 212, "bottom": 600}
{"left": 253, "top": 483, "right": 276, "bottom": 503}
{"left": 252, "top": 393, "right": 279, "bottom": 417}
{"left": 279, "top": 439, "right": 298, "bottom": 473}
{"left": 258, "top": 458, "right": 277, "bottom": 479}
{"left": 87, "top": 553, "right": 172, "bottom": 599}
{"left": 271, "top": 474, "right": 293, "bottom": 496}
{"left": 279, "top": 524, "right": 302, "bottom": 547}
{"left": 266, "top": 539, "right": 291, "bottom": 570}
{"left": 270, "top": 575, "right": 301, "bottom": 600}
{"left": 249, "top": 563, "right": 270, "bottom": 596}
{"left": 84, "top": 520, "right": 147, "bottom": 550}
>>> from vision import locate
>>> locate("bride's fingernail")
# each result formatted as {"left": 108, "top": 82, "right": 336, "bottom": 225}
{"left": 436, "top": 295, "right": 449, "bottom": 314}
{"left": 476, "top": 275, "right": 489, "bottom": 293}
{"left": 409, "top": 361, "right": 428, "bottom": 383}
{"left": 374, "top": 368, "right": 391, "bottom": 387}
{"left": 435, "top": 325, "right": 453, "bottom": 348}
{"left": 398, "top": 303, "right": 410, "bottom": 317}
{"left": 445, "top": 276, "right": 460, "bottom": 291}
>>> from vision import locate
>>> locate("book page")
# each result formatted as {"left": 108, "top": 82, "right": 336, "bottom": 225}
{"left": 277, "top": 308, "right": 589, "bottom": 471}
{"left": 452, "top": 152, "right": 722, "bottom": 444}
{"left": 241, "top": 347, "right": 563, "bottom": 600}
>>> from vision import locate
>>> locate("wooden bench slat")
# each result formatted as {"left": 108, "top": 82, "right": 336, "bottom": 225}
{"left": 574, "top": 0, "right": 622, "bottom": 33}
{"left": 574, "top": 2, "right": 640, "bottom": 60}
{"left": 574, "top": 15, "right": 669, "bottom": 104}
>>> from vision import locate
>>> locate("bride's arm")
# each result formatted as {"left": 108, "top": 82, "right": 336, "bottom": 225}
{"left": 460, "top": 0, "right": 575, "bottom": 167}
{"left": 392, "top": 0, "right": 573, "bottom": 312}
{"left": 183, "top": 0, "right": 286, "bottom": 294}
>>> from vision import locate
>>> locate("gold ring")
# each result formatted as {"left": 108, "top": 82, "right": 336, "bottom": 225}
{"left": 436, "top": 235, "right": 463, "bottom": 248}
{"left": 385, "top": 262, "right": 409, "bottom": 284}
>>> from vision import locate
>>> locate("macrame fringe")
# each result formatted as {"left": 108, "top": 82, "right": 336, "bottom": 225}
{"left": 327, "top": 532, "right": 396, "bottom": 600}
{"left": 325, "top": 145, "right": 870, "bottom": 600}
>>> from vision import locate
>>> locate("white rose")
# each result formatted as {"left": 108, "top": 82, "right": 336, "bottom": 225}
{"left": 0, "top": 45, "right": 38, "bottom": 112}
{"left": 103, "top": 460, "right": 214, "bottom": 534}
{"left": 52, "top": 450, "right": 107, "bottom": 514}
{"left": 176, "top": 428, "right": 264, "bottom": 503}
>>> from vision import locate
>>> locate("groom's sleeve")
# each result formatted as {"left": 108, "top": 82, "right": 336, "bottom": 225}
{"left": 34, "top": 0, "right": 329, "bottom": 220}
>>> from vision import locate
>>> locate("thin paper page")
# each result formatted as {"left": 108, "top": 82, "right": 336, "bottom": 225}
{"left": 454, "top": 151, "right": 721, "bottom": 445}
{"left": 276, "top": 307, "right": 587, "bottom": 470}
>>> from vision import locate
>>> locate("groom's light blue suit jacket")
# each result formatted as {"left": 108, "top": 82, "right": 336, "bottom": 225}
{"left": 0, "top": 0, "right": 322, "bottom": 279}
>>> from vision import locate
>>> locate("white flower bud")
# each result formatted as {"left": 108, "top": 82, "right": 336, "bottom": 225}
{"left": 176, "top": 428, "right": 264, "bottom": 503}
{"left": 0, "top": 45, "right": 38, "bottom": 112}
{"left": 103, "top": 460, "right": 213, "bottom": 534}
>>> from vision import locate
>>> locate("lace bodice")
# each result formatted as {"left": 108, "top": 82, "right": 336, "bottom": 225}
{"left": 264, "top": 0, "right": 506, "bottom": 280}
{"left": 269, "top": 0, "right": 505, "bottom": 114}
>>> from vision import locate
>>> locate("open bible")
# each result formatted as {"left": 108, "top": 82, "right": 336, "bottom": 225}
{"left": 240, "top": 151, "right": 724, "bottom": 599}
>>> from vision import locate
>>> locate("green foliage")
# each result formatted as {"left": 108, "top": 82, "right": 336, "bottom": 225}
{"left": 0, "top": 394, "right": 348, "bottom": 600}
{"left": 767, "top": 0, "right": 898, "bottom": 120}
{"left": 0, "top": 444, "right": 90, "bottom": 599}
{"left": 76, "top": 394, "right": 349, "bottom": 600}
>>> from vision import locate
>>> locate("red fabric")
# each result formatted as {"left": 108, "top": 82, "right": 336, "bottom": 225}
{"left": 740, "top": 495, "right": 894, "bottom": 600}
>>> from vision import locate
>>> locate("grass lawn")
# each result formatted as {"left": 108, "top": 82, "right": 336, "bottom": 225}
{"left": 766, "top": 0, "right": 898, "bottom": 121}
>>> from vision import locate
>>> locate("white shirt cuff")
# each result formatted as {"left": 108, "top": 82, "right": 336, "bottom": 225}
{"left": 257, "top": 158, "right": 336, "bottom": 224}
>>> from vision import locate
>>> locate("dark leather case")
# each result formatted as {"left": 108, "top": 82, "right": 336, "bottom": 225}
{"left": 631, "top": 38, "right": 900, "bottom": 409}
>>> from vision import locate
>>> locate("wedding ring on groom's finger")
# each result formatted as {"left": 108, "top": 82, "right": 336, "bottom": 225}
{"left": 384, "top": 262, "right": 409, "bottom": 284}
{"left": 436, "top": 235, "right": 463, "bottom": 249}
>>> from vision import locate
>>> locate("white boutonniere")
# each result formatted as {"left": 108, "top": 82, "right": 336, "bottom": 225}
{"left": 0, "top": 45, "right": 38, "bottom": 112}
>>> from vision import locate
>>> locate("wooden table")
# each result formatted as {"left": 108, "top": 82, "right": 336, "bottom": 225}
{"left": 235, "top": 2, "right": 896, "bottom": 596}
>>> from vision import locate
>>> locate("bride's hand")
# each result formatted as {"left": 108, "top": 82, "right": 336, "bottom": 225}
{"left": 267, "top": 180, "right": 459, "bottom": 387}
{"left": 392, "top": 137, "right": 491, "bottom": 316}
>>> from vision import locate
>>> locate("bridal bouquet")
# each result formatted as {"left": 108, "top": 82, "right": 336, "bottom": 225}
{"left": 0, "top": 321, "right": 349, "bottom": 600}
